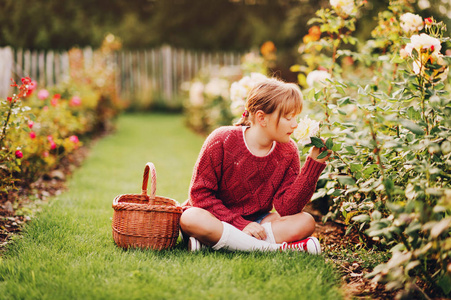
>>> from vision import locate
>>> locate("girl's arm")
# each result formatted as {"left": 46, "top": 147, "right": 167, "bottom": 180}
{"left": 273, "top": 148, "right": 326, "bottom": 216}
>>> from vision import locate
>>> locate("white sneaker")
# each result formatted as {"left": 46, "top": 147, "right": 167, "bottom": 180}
{"left": 280, "top": 237, "right": 322, "bottom": 255}
{"left": 188, "top": 237, "right": 206, "bottom": 251}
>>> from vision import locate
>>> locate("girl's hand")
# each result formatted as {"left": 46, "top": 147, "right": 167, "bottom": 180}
{"left": 309, "top": 139, "right": 332, "bottom": 163}
{"left": 243, "top": 222, "right": 267, "bottom": 240}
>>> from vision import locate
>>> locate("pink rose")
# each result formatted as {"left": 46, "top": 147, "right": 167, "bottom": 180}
{"left": 15, "top": 150, "right": 23, "bottom": 159}
{"left": 26, "top": 81, "right": 37, "bottom": 97}
{"left": 43, "top": 151, "right": 49, "bottom": 158}
{"left": 50, "top": 141, "right": 57, "bottom": 150}
{"left": 30, "top": 131, "right": 36, "bottom": 139}
{"left": 70, "top": 96, "right": 82, "bottom": 106}
{"left": 28, "top": 120, "right": 34, "bottom": 128}
{"left": 69, "top": 135, "right": 79, "bottom": 144}
{"left": 38, "top": 89, "right": 49, "bottom": 100}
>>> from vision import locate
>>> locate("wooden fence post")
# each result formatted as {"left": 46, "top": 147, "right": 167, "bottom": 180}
{"left": 0, "top": 47, "right": 13, "bottom": 98}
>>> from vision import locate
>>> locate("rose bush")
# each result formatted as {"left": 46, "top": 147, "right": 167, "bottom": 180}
{"left": 183, "top": 66, "right": 241, "bottom": 134}
{"left": 183, "top": 50, "right": 268, "bottom": 135}
{"left": 1, "top": 37, "right": 122, "bottom": 197}
{"left": 294, "top": 0, "right": 450, "bottom": 298}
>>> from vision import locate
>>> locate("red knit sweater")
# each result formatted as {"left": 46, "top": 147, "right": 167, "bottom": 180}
{"left": 187, "top": 126, "right": 326, "bottom": 230}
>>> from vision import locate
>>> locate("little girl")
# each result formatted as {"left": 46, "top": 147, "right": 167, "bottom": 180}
{"left": 180, "top": 77, "right": 331, "bottom": 254}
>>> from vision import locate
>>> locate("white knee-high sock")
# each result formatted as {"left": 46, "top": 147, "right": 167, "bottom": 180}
{"left": 212, "top": 222, "right": 281, "bottom": 252}
{"left": 261, "top": 222, "right": 276, "bottom": 244}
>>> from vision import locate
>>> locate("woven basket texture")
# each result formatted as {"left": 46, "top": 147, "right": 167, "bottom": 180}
{"left": 112, "top": 162, "right": 182, "bottom": 250}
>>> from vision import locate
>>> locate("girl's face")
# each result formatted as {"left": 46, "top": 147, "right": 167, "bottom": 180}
{"left": 264, "top": 110, "right": 299, "bottom": 143}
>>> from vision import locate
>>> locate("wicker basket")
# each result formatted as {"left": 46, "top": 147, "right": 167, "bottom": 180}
{"left": 112, "top": 162, "right": 182, "bottom": 250}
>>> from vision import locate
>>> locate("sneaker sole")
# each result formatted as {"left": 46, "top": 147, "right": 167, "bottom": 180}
{"left": 188, "top": 237, "right": 200, "bottom": 252}
{"left": 306, "top": 237, "right": 321, "bottom": 255}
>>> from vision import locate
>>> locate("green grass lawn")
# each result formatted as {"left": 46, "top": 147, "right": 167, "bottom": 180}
{"left": 0, "top": 113, "right": 342, "bottom": 300}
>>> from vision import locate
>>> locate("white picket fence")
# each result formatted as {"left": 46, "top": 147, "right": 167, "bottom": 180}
{"left": 0, "top": 46, "right": 242, "bottom": 107}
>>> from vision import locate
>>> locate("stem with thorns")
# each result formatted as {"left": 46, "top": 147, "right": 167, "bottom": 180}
{"left": 366, "top": 112, "right": 393, "bottom": 201}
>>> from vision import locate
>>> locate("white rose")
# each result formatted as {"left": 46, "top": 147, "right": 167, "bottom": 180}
{"left": 400, "top": 13, "right": 424, "bottom": 33}
{"left": 306, "top": 70, "right": 332, "bottom": 87}
{"left": 205, "top": 78, "right": 230, "bottom": 98}
{"left": 405, "top": 34, "right": 447, "bottom": 82}
{"left": 330, "top": 0, "right": 356, "bottom": 16}
{"left": 229, "top": 73, "right": 268, "bottom": 116}
{"left": 292, "top": 116, "right": 320, "bottom": 146}
{"left": 230, "top": 81, "right": 248, "bottom": 103}
{"left": 405, "top": 34, "right": 441, "bottom": 57}
{"left": 230, "top": 99, "right": 246, "bottom": 116}
{"left": 189, "top": 82, "right": 204, "bottom": 106}
{"left": 249, "top": 72, "right": 268, "bottom": 84}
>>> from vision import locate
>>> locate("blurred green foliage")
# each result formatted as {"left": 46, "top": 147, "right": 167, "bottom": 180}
{"left": 1, "top": 0, "right": 449, "bottom": 51}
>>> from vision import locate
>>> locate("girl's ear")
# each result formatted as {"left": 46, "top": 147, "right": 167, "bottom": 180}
{"left": 255, "top": 110, "right": 267, "bottom": 127}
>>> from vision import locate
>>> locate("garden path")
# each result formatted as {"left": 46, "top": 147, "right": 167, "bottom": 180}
{"left": 0, "top": 113, "right": 342, "bottom": 299}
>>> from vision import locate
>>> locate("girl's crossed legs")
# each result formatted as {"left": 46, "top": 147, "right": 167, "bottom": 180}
{"left": 180, "top": 207, "right": 316, "bottom": 247}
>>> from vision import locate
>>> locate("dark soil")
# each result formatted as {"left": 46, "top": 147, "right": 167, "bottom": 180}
{"left": 307, "top": 207, "right": 397, "bottom": 300}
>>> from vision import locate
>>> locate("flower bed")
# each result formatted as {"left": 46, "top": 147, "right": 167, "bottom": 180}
{"left": 293, "top": 1, "right": 450, "bottom": 298}
{"left": 1, "top": 41, "right": 122, "bottom": 200}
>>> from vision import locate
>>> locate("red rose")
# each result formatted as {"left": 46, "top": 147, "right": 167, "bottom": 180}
{"left": 15, "top": 150, "right": 23, "bottom": 159}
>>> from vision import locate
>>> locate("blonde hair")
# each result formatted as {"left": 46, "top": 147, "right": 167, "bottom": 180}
{"left": 234, "top": 77, "right": 303, "bottom": 127}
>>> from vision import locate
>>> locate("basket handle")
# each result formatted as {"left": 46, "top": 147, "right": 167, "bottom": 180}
{"left": 142, "top": 162, "right": 156, "bottom": 200}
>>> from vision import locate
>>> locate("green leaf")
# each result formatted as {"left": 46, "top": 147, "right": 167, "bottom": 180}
{"left": 345, "top": 146, "right": 356, "bottom": 155}
{"left": 390, "top": 55, "right": 404, "bottom": 64}
{"left": 330, "top": 189, "right": 343, "bottom": 196}
{"left": 352, "top": 214, "right": 370, "bottom": 223}
{"left": 314, "top": 90, "right": 322, "bottom": 101}
{"left": 336, "top": 86, "right": 345, "bottom": 95}
{"left": 383, "top": 178, "right": 394, "bottom": 191}
{"left": 336, "top": 175, "right": 356, "bottom": 186}
{"left": 437, "top": 274, "right": 451, "bottom": 295}
{"left": 350, "top": 163, "right": 362, "bottom": 172}
{"left": 358, "top": 86, "right": 367, "bottom": 96}
{"left": 363, "top": 165, "right": 378, "bottom": 176}
{"left": 337, "top": 97, "right": 351, "bottom": 106}
{"left": 325, "top": 138, "right": 333, "bottom": 150}
{"left": 307, "top": 88, "right": 315, "bottom": 100}
{"left": 411, "top": 48, "right": 419, "bottom": 60}
{"left": 371, "top": 210, "right": 382, "bottom": 221}
{"left": 317, "top": 150, "right": 329, "bottom": 159}
{"left": 400, "top": 119, "right": 424, "bottom": 135}
{"left": 332, "top": 143, "right": 341, "bottom": 152}
{"left": 310, "top": 136, "right": 325, "bottom": 148}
